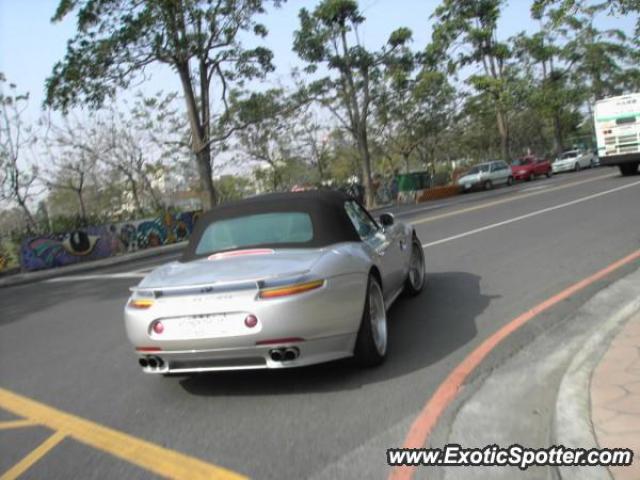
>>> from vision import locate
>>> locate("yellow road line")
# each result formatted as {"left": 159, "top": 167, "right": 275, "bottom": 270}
{"left": 1, "top": 430, "right": 66, "bottom": 480}
{"left": 411, "top": 172, "right": 615, "bottom": 226}
{"left": 0, "top": 388, "right": 246, "bottom": 480}
{"left": 0, "top": 419, "right": 39, "bottom": 430}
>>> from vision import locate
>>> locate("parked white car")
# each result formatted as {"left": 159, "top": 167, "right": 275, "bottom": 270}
{"left": 552, "top": 150, "right": 596, "bottom": 173}
{"left": 457, "top": 160, "right": 514, "bottom": 192}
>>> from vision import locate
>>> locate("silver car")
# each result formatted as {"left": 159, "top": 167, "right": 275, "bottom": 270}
{"left": 124, "top": 190, "right": 426, "bottom": 374}
{"left": 457, "top": 160, "right": 514, "bottom": 191}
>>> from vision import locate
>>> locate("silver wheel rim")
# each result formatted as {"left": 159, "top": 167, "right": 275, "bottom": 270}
{"left": 369, "top": 281, "right": 387, "bottom": 356}
{"left": 409, "top": 243, "right": 425, "bottom": 290}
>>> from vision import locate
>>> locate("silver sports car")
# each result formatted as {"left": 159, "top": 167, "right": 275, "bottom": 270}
{"left": 124, "top": 190, "right": 426, "bottom": 374}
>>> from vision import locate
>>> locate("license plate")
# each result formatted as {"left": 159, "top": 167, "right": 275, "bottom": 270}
{"left": 178, "top": 314, "right": 229, "bottom": 336}
{"left": 465, "top": 184, "right": 471, "bottom": 189}
{"left": 159, "top": 313, "right": 254, "bottom": 339}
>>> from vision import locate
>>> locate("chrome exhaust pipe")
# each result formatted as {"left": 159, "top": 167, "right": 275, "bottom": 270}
{"left": 148, "top": 357, "right": 158, "bottom": 368}
{"left": 139, "top": 358, "right": 148, "bottom": 368}
{"left": 269, "top": 349, "right": 283, "bottom": 361}
{"left": 283, "top": 347, "right": 299, "bottom": 361}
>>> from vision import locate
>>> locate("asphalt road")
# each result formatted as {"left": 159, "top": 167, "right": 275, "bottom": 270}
{"left": 1, "top": 167, "right": 639, "bottom": 479}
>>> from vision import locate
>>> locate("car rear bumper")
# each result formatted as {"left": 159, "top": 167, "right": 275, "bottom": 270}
{"left": 457, "top": 180, "right": 481, "bottom": 190}
{"left": 136, "top": 333, "right": 357, "bottom": 373}
{"left": 124, "top": 273, "right": 367, "bottom": 372}
{"left": 552, "top": 162, "right": 574, "bottom": 173}
{"left": 512, "top": 171, "right": 531, "bottom": 180}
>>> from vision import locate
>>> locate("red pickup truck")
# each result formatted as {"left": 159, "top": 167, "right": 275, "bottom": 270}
{"left": 510, "top": 156, "right": 552, "bottom": 181}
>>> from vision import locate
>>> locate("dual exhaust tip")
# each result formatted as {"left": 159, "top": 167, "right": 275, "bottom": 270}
{"left": 139, "top": 350, "right": 299, "bottom": 367}
{"left": 139, "top": 356, "right": 164, "bottom": 369}
{"left": 269, "top": 347, "right": 300, "bottom": 362}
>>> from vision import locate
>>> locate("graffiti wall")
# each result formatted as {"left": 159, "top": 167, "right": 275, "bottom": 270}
{"left": 20, "top": 211, "right": 201, "bottom": 272}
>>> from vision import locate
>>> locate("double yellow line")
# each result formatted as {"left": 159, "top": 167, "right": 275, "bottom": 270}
{"left": 0, "top": 387, "right": 245, "bottom": 480}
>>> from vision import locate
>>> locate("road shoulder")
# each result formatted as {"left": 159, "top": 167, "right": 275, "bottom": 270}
{"left": 424, "top": 266, "right": 640, "bottom": 480}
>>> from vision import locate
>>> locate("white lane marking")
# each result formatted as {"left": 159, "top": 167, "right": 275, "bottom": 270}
{"left": 422, "top": 180, "right": 640, "bottom": 249}
{"left": 132, "top": 269, "right": 153, "bottom": 274}
{"left": 519, "top": 185, "right": 549, "bottom": 193}
{"left": 411, "top": 172, "right": 616, "bottom": 225}
{"left": 45, "top": 273, "right": 147, "bottom": 282}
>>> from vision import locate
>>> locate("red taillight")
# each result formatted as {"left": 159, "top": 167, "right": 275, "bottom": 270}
{"left": 151, "top": 320, "right": 164, "bottom": 334}
{"left": 256, "top": 337, "right": 305, "bottom": 345}
{"left": 136, "top": 347, "right": 162, "bottom": 352}
{"left": 244, "top": 314, "right": 258, "bottom": 328}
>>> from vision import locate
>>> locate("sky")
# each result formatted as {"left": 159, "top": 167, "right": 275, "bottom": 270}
{"left": 2, "top": 0, "right": 637, "bottom": 124}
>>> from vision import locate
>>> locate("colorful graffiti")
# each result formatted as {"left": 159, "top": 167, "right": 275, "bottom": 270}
{"left": 20, "top": 211, "right": 200, "bottom": 272}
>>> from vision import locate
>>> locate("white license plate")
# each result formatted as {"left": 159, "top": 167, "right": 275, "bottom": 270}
{"left": 161, "top": 313, "right": 254, "bottom": 339}
{"left": 178, "top": 314, "right": 229, "bottom": 336}
{"left": 465, "top": 184, "right": 471, "bottom": 189}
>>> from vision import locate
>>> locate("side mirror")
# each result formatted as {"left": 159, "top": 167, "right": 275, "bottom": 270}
{"left": 379, "top": 212, "right": 395, "bottom": 228}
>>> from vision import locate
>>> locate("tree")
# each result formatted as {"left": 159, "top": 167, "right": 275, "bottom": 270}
{"left": 375, "top": 57, "right": 456, "bottom": 173}
{"left": 232, "top": 89, "right": 297, "bottom": 192}
{"left": 532, "top": 0, "right": 640, "bottom": 38}
{"left": 46, "top": 0, "right": 281, "bottom": 210}
{"left": 513, "top": 27, "right": 584, "bottom": 157}
{"left": 527, "top": 1, "right": 640, "bottom": 151}
{"left": 292, "top": 0, "right": 412, "bottom": 207}
{"left": 214, "top": 174, "right": 250, "bottom": 203}
{"left": 44, "top": 117, "right": 99, "bottom": 225}
{"left": 430, "top": 0, "right": 516, "bottom": 161}
{"left": 104, "top": 92, "right": 190, "bottom": 214}
{"left": 567, "top": 6, "right": 640, "bottom": 101}
{"left": 0, "top": 75, "right": 39, "bottom": 231}
{"left": 297, "top": 109, "right": 332, "bottom": 183}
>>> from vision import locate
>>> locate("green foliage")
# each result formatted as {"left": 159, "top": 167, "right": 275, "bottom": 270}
{"left": 292, "top": 0, "right": 412, "bottom": 206}
{"left": 214, "top": 175, "right": 251, "bottom": 204}
{"left": 430, "top": 0, "right": 515, "bottom": 160}
{"left": 532, "top": 0, "right": 640, "bottom": 36}
{"left": 46, "top": 0, "right": 278, "bottom": 111}
{"left": 47, "top": 0, "right": 283, "bottom": 210}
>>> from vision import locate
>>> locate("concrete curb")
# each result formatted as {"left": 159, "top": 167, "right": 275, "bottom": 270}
{"left": 553, "top": 270, "right": 640, "bottom": 480}
{"left": 0, "top": 241, "right": 187, "bottom": 289}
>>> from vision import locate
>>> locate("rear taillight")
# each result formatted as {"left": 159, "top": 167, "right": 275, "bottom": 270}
{"left": 128, "top": 299, "right": 154, "bottom": 309}
{"left": 258, "top": 279, "right": 325, "bottom": 299}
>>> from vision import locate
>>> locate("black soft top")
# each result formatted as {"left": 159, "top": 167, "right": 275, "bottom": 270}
{"left": 181, "top": 190, "right": 362, "bottom": 261}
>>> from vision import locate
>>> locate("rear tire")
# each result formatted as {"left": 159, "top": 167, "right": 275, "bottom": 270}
{"left": 619, "top": 162, "right": 639, "bottom": 176}
{"left": 507, "top": 176, "right": 514, "bottom": 186}
{"left": 526, "top": 173, "right": 533, "bottom": 182}
{"left": 483, "top": 180, "right": 493, "bottom": 190}
{"left": 404, "top": 237, "right": 426, "bottom": 296}
{"left": 354, "top": 275, "right": 387, "bottom": 367}
{"left": 546, "top": 170, "right": 552, "bottom": 178}
{"left": 574, "top": 163, "right": 581, "bottom": 172}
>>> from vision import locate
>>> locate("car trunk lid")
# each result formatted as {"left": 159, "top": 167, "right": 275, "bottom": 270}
{"left": 135, "top": 248, "right": 326, "bottom": 294}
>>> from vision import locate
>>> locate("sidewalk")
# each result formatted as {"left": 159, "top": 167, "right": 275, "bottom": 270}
{"left": 590, "top": 312, "right": 640, "bottom": 480}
